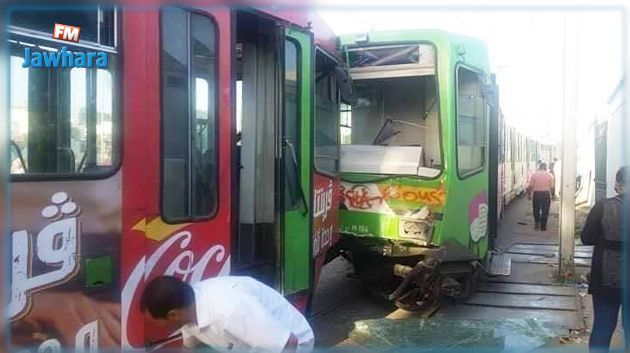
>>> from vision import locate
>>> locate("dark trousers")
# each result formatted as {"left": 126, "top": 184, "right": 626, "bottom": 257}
{"left": 532, "top": 191, "right": 551, "bottom": 229}
{"left": 590, "top": 291, "right": 630, "bottom": 352}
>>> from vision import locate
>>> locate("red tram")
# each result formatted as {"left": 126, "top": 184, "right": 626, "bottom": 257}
{"left": 8, "top": 4, "right": 347, "bottom": 351}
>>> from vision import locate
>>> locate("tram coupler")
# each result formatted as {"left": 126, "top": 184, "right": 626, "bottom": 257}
{"left": 388, "top": 250, "right": 443, "bottom": 301}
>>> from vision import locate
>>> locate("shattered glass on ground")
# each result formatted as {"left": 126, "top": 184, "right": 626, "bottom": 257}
{"left": 348, "top": 317, "right": 567, "bottom": 353}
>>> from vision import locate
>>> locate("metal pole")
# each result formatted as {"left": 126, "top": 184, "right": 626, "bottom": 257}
{"left": 559, "top": 12, "right": 578, "bottom": 282}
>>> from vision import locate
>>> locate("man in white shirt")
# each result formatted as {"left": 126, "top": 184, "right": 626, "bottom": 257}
{"left": 140, "top": 276, "right": 314, "bottom": 353}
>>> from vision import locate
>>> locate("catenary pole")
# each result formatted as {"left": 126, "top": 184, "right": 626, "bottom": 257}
{"left": 559, "top": 11, "right": 578, "bottom": 281}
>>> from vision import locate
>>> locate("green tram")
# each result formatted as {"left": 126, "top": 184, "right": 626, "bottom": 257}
{"left": 336, "top": 30, "right": 499, "bottom": 310}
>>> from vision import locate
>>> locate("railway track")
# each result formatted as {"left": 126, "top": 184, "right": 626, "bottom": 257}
{"left": 309, "top": 257, "right": 397, "bottom": 346}
{"left": 310, "top": 197, "right": 587, "bottom": 349}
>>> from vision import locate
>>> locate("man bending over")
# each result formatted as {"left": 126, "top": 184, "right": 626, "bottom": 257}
{"left": 140, "top": 276, "right": 314, "bottom": 353}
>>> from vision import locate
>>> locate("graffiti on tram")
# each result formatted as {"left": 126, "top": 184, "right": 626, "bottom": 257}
{"left": 340, "top": 181, "right": 446, "bottom": 213}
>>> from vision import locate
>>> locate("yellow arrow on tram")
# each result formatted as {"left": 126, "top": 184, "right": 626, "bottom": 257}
{"left": 132, "top": 217, "right": 191, "bottom": 242}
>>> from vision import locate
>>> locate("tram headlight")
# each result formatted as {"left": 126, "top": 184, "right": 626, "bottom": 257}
{"left": 399, "top": 219, "right": 434, "bottom": 245}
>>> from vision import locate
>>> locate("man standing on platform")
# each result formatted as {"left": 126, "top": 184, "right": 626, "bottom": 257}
{"left": 527, "top": 162, "right": 555, "bottom": 231}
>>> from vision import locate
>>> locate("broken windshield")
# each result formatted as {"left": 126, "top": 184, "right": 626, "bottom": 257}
{"left": 347, "top": 44, "right": 435, "bottom": 69}
{"left": 342, "top": 75, "right": 442, "bottom": 170}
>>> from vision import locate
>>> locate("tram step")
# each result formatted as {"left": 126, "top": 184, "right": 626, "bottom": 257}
{"left": 488, "top": 253, "right": 512, "bottom": 276}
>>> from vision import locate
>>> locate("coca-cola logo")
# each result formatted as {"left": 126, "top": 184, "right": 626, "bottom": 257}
{"left": 120, "top": 230, "right": 230, "bottom": 349}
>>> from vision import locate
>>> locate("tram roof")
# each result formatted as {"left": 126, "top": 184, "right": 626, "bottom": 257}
{"left": 338, "top": 29, "right": 485, "bottom": 48}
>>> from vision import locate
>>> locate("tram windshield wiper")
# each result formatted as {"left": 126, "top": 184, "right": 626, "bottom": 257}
{"left": 372, "top": 118, "right": 428, "bottom": 146}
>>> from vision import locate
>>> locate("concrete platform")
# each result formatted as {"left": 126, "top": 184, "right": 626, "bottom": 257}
{"left": 432, "top": 196, "right": 584, "bottom": 330}
{"left": 309, "top": 257, "right": 394, "bottom": 346}
{"left": 477, "top": 282, "right": 575, "bottom": 296}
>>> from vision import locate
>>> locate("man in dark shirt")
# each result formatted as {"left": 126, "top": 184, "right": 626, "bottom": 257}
{"left": 581, "top": 166, "right": 630, "bottom": 353}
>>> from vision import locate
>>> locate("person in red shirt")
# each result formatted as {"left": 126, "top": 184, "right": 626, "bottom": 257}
{"left": 527, "top": 162, "right": 555, "bottom": 231}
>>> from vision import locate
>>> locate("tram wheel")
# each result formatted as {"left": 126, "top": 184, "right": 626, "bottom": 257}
{"left": 451, "top": 273, "right": 477, "bottom": 303}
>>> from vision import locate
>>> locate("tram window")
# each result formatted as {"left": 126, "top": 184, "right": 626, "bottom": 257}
{"left": 9, "top": 45, "right": 118, "bottom": 177}
{"left": 347, "top": 44, "right": 434, "bottom": 69}
{"left": 456, "top": 67, "right": 487, "bottom": 177}
{"left": 10, "top": 55, "right": 28, "bottom": 175}
{"left": 70, "top": 68, "right": 88, "bottom": 170}
{"left": 348, "top": 74, "right": 442, "bottom": 171}
{"left": 161, "top": 7, "right": 189, "bottom": 220}
{"left": 161, "top": 8, "right": 218, "bottom": 222}
{"left": 191, "top": 13, "right": 217, "bottom": 218}
{"left": 340, "top": 103, "right": 352, "bottom": 144}
{"left": 284, "top": 40, "right": 301, "bottom": 208}
{"left": 236, "top": 81, "right": 243, "bottom": 134}
{"left": 96, "top": 69, "right": 114, "bottom": 166}
{"left": 315, "top": 51, "right": 341, "bottom": 175}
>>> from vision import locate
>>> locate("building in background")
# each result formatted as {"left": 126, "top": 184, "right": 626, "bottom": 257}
{"left": 575, "top": 119, "right": 595, "bottom": 206}
{"left": 594, "top": 77, "right": 626, "bottom": 201}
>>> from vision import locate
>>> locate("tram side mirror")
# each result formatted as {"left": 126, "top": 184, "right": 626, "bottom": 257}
{"left": 336, "top": 66, "right": 356, "bottom": 104}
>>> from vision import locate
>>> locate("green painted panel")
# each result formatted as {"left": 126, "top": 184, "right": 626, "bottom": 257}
{"left": 338, "top": 30, "right": 492, "bottom": 260}
{"left": 283, "top": 27, "right": 312, "bottom": 294}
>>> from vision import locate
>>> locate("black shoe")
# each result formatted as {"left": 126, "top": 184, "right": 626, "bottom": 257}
{"left": 535, "top": 222, "right": 540, "bottom": 230}
{"left": 541, "top": 226, "right": 547, "bottom": 231}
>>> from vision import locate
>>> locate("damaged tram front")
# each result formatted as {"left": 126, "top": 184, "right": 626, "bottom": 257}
{"left": 337, "top": 30, "right": 499, "bottom": 311}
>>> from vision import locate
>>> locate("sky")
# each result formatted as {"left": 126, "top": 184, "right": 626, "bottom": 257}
{"left": 315, "top": 2, "right": 625, "bottom": 145}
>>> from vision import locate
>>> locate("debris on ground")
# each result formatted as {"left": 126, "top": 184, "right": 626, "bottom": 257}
{"left": 348, "top": 317, "right": 566, "bottom": 352}
{"left": 557, "top": 328, "right": 586, "bottom": 345}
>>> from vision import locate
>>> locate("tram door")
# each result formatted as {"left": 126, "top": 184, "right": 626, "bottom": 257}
{"left": 234, "top": 11, "right": 312, "bottom": 297}
{"left": 281, "top": 27, "right": 313, "bottom": 299}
